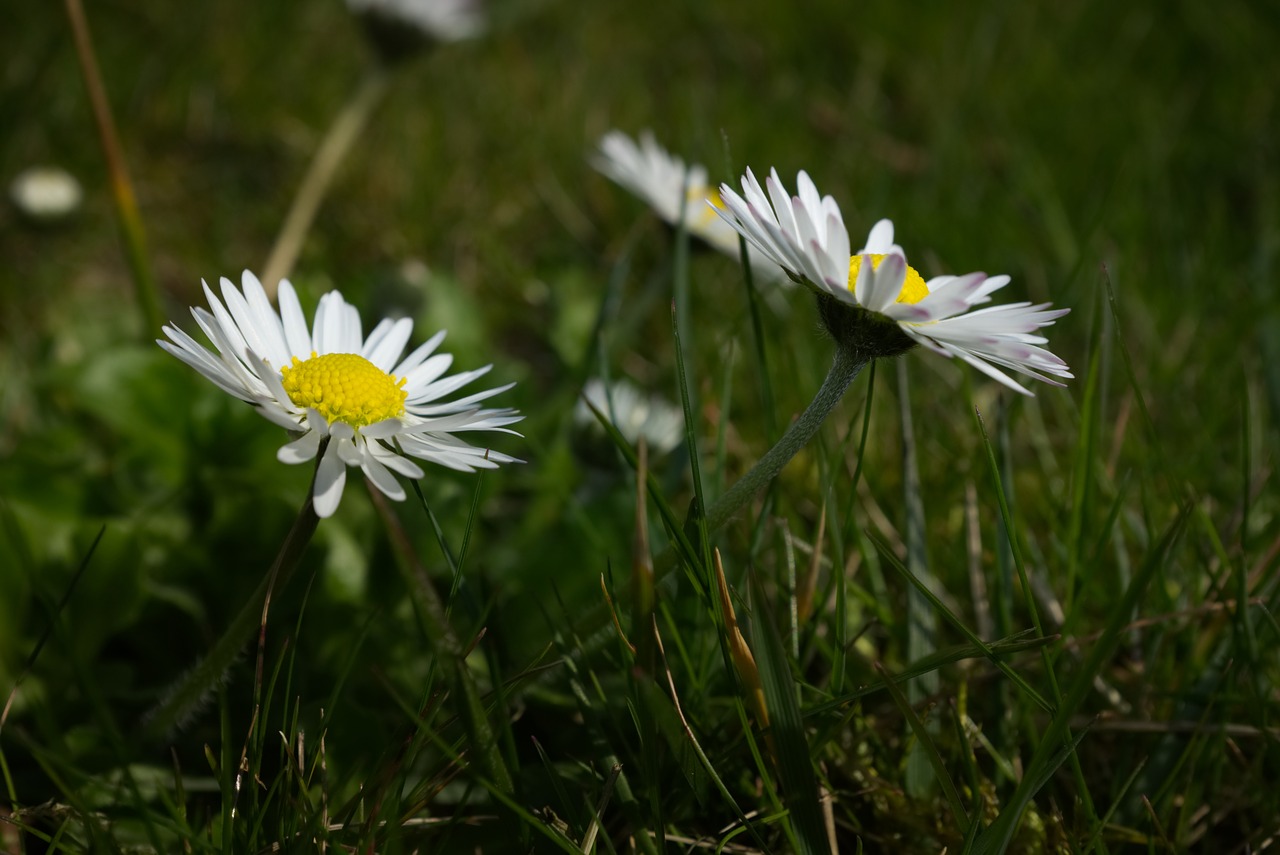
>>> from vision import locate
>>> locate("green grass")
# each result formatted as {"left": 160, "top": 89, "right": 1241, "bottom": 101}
{"left": 2, "top": 0, "right": 1279, "bottom": 851}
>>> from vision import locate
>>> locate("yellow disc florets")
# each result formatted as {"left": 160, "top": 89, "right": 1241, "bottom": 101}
{"left": 279, "top": 352, "right": 407, "bottom": 428}
{"left": 848, "top": 253, "right": 929, "bottom": 304}
{"left": 696, "top": 186, "right": 726, "bottom": 210}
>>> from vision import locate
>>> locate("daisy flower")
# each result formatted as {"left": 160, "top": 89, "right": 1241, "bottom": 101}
{"left": 593, "top": 130, "right": 784, "bottom": 282}
{"left": 575, "top": 377, "right": 684, "bottom": 458}
{"left": 346, "top": 0, "right": 484, "bottom": 62}
{"left": 159, "top": 271, "right": 521, "bottom": 517}
{"left": 715, "top": 168, "right": 1072, "bottom": 394}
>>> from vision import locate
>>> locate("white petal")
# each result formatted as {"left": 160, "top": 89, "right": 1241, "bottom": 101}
{"left": 278, "top": 429, "right": 323, "bottom": 464}
{"left": 277, "top": 279, "right": 314, "bottom": 359}
{"left": 362, "top": 317, "right": 414, "bottom": 371}
{"left": 312, "top": 439, "right": 348, "bottom": 518}
{"left": 863, "top": 253, "right": 907, "bottom": 313}
{"left": 862, "top": 219, "right": 898, "bottom": 254}
{"left": 359, "top": 446, "right": 405, "bottom": 501}
{"left": 393, "top": 330, "right": 447, "bottom": 376}
{"left": 360, "top": 418, "right": 403, "bottom": 439}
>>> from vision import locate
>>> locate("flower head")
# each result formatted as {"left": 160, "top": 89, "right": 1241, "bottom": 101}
{"left": 575, "top": 377, "right": 684, "bottom": 458}
{"left": 346, "top": 0, "right": 484, "bottom": 61}
{"left": 10, "top": 165, "right": 82, "bottom": 223}
{"left": 593, "top": 131, "right": 784, "bottom": 282}
{"left": 159, "top": 271, "right": 521, "bottom": 517}
{"left": 716, "top": 168, "right": 1072, "bottom": 394}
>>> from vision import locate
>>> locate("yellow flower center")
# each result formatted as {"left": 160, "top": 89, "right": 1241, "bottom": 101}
{"left": 279, "top": 352, "right": 407, "bottom": 428}
{"left": 848, "top": 254, "right": 929, "bottom": 304}
{"left": 689, "top": 186, "right": 725, "bottom": 224}
{"left": 696, "top": 187, "right": 726, "bottom": 210}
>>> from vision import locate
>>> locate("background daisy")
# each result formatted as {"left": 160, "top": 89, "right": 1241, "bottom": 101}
{"left": 594, "top": 130, "right": 785, "bottom": 282}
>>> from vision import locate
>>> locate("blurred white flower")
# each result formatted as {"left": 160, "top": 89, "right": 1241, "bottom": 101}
{"left": 9, "top": 166, "right": 82, "bottom": 222}
{"left": 716, "top": 168, "right": 1073, "bottom": 394}
{"left": 159, "top": 271, "right": 521, "bottom": 517}
{"left": 594, "top": 130, "right": 785, "bottom": 283}
{"left": 345, "top": 0, "right": 483, "bottom": 61}
{"left": 576, "top": 377, "right": 683, "bottom": 457}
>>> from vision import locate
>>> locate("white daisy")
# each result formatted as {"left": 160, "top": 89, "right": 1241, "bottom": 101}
{"left": 575, "top": 377, "right": 684, "bottom": 457}
{"left": 346, "top": 0, "right": 484, "bottom": 52}
{"left": 159, "top": 271, "right": 521, "bottom": 517}
{"left": 715, "top": 168, "right": 1073, "bottom": 394}
{"left": 9, "top": 165, "right": 82, "bottom": 222}
{"left": 593, "top": 130, "right": 785, "bottom": 282}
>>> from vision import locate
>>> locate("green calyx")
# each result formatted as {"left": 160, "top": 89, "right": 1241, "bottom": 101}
{"left": 817, "top": 293, "right": 918, "bottom": 362}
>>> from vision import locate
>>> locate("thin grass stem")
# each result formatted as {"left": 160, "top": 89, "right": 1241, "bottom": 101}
{"left": 63, "top": 0, "right": 162, "bottom": 337}
{"left": 261, "top": 66, "right": 391, "bottom": 297}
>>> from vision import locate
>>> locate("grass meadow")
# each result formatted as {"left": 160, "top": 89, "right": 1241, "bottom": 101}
{"left": 2, "top": 0, "right": 1279, "bottom": 851}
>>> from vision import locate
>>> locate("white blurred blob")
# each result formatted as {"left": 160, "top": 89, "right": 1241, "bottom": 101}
{"left": 345, "top": 0, "right": 484, "bottom": 56}
{"left": 9, "top": 166, "right": 83, "bottom": 222}
{"left": 576, "top": 378, "right": 684, "bottom": 458}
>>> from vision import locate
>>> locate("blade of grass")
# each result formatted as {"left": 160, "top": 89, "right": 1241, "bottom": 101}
{"left": 746, "top": 574, "right": 831, "bottom": 855}
{"left": 875, "top": 662, "right": 969, "bottom": 834}
{"left": 63, "top": 0, "right": 161, "bottom": 336}
{"left": 971, "top": 503, "right": 1191, "bottom": 855}
{"left": 873, "top": 538, "right": 1054, "bottom": 714}
{"left": 897, "top": 361, "right": 939, "bottom": 798}
{"left": 370, "top": 484, "right": 514, "bottom": 796}
{"left": 261, "top": 66, "right": 390, "bottom": 296}
{"left": 142, "top": 465, "right": 322, "bottom": 742}
{"left": 811, "top": 632, "right": 1055, "bottom": 716}
{"left": 1, "top": 525, "right": 104, "bottom": 736}
{"left": 975, "top": 407, "right": 1102, "bottom": 840}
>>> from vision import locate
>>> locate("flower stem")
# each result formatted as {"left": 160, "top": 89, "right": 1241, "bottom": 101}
{"left": 702, "top": 341, "right": 866, "bottom": 536}
{"left": 261, "top": 65, "right": 391, "bottom": 299}
{"left": 142, "top": 461, "right": 323, "bottom": 742}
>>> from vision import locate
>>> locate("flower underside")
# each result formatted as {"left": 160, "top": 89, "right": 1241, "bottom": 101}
{"left": 280, "top": 352, "right": 407, "bottom": 427}
{"left": 849, "top": 254, "right": 929, "bottom": 304}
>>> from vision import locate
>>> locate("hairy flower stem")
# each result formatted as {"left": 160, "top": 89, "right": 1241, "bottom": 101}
{"left": 704, "top": 341, "right": 866, "bottom": 535}
{"left": 649, "top": 339, "right": 865, "bottom": 583}
{"left": 142, "top": 456, "right": 324, "bottom": 742}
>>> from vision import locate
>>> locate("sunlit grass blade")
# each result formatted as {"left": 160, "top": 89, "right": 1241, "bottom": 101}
{"left": 1063, "top": 285, "right": 1105, "bottom": 621}
{"left": 63, "top": 0, "right": 162, "bottom": 337}
{"left": 967, "top": 725, "right": 1093, "bottom": 855}
{"left": 260, "top": 66, "right": 390, "bottom": 297}
{"left": 975, "top": 405, "right": 1102, "bottom": 840}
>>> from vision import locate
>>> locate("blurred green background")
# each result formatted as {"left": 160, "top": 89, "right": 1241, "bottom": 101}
{"left": 2, "top": 0, "right": 1278, "bottom": 850}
